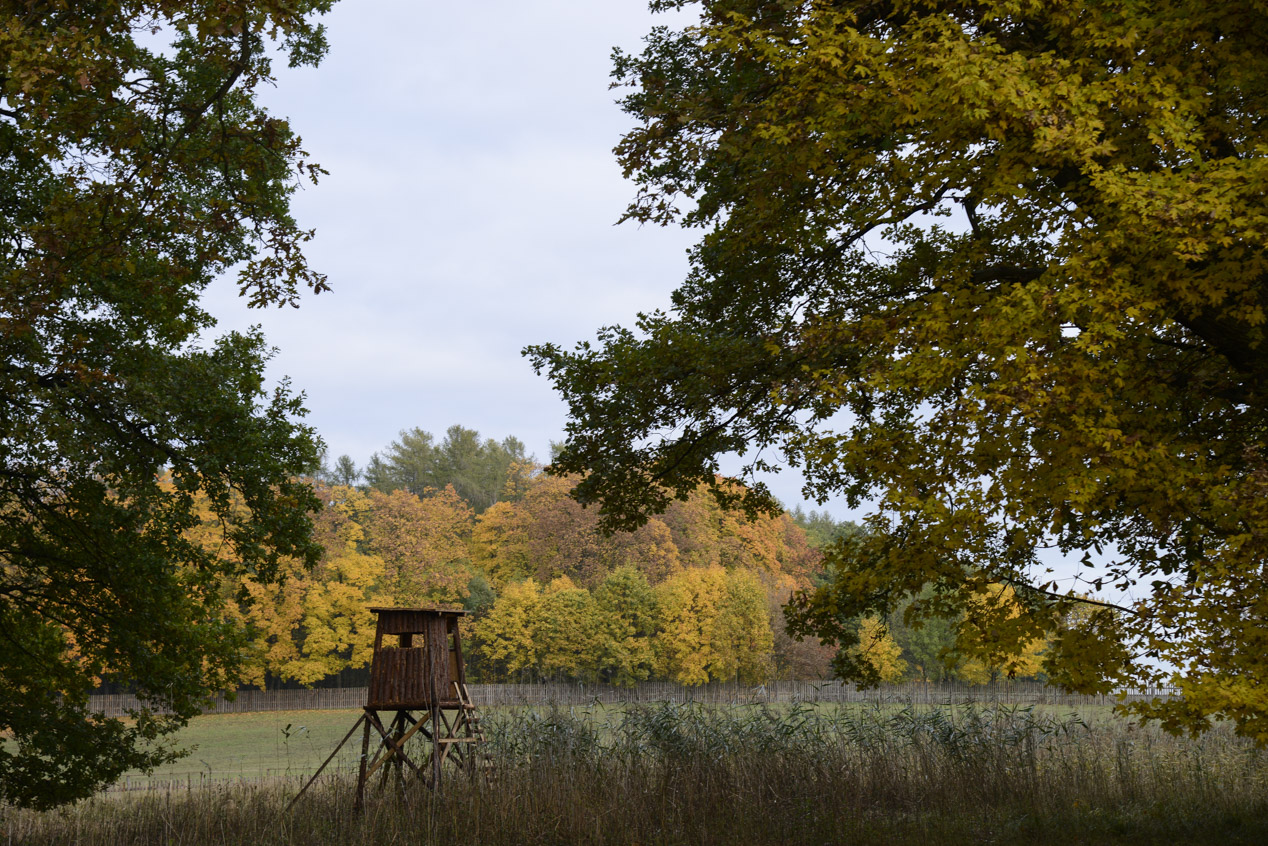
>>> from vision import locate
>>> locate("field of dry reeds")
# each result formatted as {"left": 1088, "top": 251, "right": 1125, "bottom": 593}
{"left": 6, "top": 702, "right": 1267, "bottom": 845}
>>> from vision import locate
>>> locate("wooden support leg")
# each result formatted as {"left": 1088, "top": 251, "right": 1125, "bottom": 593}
{"left": 355, "top": 709, "right": 373, "bottom": 813}
{"left": 379, "top": 711, "right": 399, "bottom": 790}
{"left": 391, "top": 710, "right": 408, "bottom": 792}
{"left": 432, "top": 704, "right": 442, "bottom": 791}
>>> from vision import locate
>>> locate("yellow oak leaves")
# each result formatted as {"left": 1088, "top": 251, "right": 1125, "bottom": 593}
{"left": 530, "top": 0, "right": 1268, "bottom": 740}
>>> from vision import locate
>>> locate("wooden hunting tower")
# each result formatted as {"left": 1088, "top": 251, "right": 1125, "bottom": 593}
{"left": 290, "top": 607, "right": 488, "bottom": 810}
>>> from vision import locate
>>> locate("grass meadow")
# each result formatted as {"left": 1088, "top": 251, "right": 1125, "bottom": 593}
{"left": 5, "top": 701, "right": 1268, "bottom": 845}
{"left": 108, "top": 708, "right": 371, "bottom": 789}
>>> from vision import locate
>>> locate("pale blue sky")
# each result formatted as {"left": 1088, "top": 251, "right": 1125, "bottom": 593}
{"left": 202, "top": 1, "right": 860, "bottom": 519}
{"left": 195, "top": 0, "right": 1140, "bottom": 607}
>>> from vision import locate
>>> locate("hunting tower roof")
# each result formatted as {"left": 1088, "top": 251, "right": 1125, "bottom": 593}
{"left": 367, "top": 606, "right": 467, "bottom": 616}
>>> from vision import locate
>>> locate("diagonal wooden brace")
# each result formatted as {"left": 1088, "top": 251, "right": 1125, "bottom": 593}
{"left": 286, "top": 713, "right": 367, "bottom": 812}
{"left": 363, "top": 710, "right": 425, "bottom": 779}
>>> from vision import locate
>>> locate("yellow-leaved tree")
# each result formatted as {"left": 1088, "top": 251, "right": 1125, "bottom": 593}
{"left": 282, "top": 487, "right": 382, "bottom": 684}
{"left": 656, "top": 566, "right": 773, "bottom": 685}
{"left": 535, "top": 576, "right": 605, "bottom": 682}
{"left": 593, "top": 566, "right": 660, "bottom": 686}
{"left": 218, "top": 485, "right": 385, "bottom": 686}
{"left": 473, "top": 579, "right": 543, "bottom": 680}
{"left": 850, "top": 617, "right": 907, "bottom": 685}
{"left": 363, "top": 486, "right": 473, "bottom": 606}
{"left": 953, "top": 585, "right": 1049, "bottom": 684}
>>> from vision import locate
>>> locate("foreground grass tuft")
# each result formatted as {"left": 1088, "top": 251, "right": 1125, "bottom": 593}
{"left": 7, "top": 703, "right": 1268, "bottom": 845}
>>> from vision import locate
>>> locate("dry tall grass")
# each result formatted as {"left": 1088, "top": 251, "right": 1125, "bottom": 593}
{"left": 7, "top": 703, "right": 1267, "bottom": 845}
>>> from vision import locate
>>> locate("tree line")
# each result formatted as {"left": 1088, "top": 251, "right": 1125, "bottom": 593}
{"left": 213, "top": 426, "right": 1055, "bottom": 689}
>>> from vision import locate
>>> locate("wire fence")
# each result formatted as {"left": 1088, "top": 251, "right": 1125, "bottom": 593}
{"left": 88, "top": 679, "right": 1178, "bottom": 717}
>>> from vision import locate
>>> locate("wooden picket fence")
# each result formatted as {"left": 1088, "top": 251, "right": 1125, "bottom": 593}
{"left": 87, "top": 679, "right": 1177, "bottom": 718}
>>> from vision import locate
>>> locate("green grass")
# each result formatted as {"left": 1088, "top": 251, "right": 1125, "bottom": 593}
{"left": 117, "top": 703, "right": 657, "bottom": 787}
{"left": 121, "top": 700, "right": 1127, "bottom": 780}
{"left": 9, "top": 702, "right": 1268, "bottom": 845}
{"left": 117, "top": 709, "right": 367, "bottom": 788}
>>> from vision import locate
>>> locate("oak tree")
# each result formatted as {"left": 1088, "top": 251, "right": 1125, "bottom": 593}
{"left": 528, "top": 0, "right": 1268, "bottom": 738}
{"left": 0, "top": 0, "right": 333, "bottom": 806}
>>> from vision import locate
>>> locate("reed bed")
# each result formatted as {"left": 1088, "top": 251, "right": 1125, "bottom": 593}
{"left": 7, "top": 702, "right": 1267, "bottom": 845}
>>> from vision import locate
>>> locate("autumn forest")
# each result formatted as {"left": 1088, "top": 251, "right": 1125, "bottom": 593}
{"left": 205, "top": 425, "right": 1050, "bottom": 692}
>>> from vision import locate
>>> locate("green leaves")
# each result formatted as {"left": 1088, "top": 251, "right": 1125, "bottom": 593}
{"left": 0, "top": 0, "right": 333, "bottom": 806}
{"left": 535, "top": 0, "right": 1268, "bottom": 739}
{"left": 364, "top": 425, "right": 528, "bottom": 514}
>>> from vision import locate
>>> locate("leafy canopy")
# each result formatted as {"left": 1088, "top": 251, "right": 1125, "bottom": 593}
{"left": 1, "top": 0, "right": 333, "bottom": 807}
{"left": 527, "top": 0, "right": 1268, "bottom": 739}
